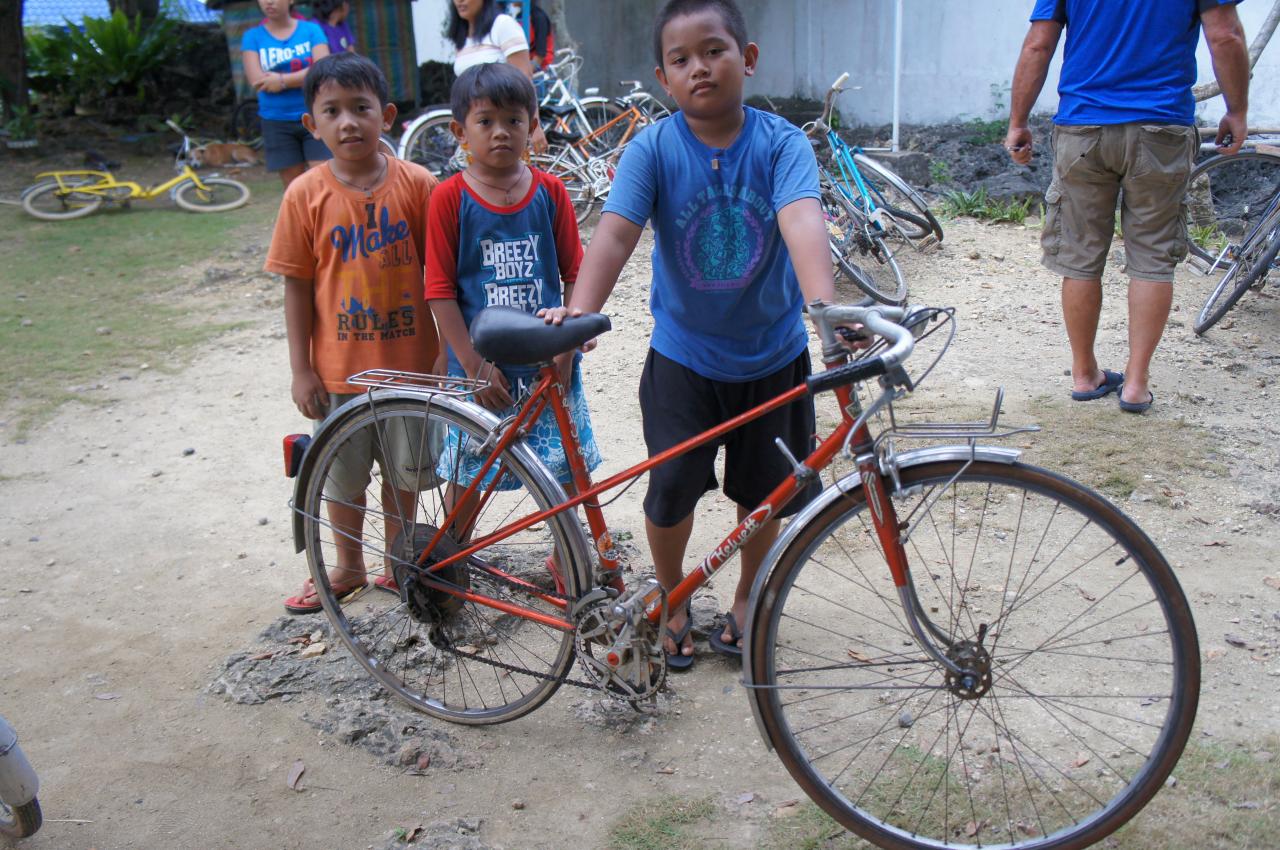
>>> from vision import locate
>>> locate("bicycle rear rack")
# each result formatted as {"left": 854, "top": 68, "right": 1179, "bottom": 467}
{"left": 347, "top": 368, "right": 488, "bottom": 397}
{"left": 877, "top": 387, "right": 1039, "bottom": 448}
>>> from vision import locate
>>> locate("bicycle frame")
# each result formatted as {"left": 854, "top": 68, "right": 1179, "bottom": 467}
{"left": 30, "top": 165, "right": 213, "bottom": 202}
{"left": 392, "top": 344, "right": 910, "bottom": 642}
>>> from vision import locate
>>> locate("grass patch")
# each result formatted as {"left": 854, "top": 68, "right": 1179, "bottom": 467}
{"left": 1022, "top": 395, "right": 1221, "bottom": 497}
{"left": 762, "top": 737, "right": 1280, "bottom": 850}
{"left": 0, "top": 173, "right": 279, "bottom": 432}
{"left": 940, "top": 187, "right": 1035, "bottom": 224}
{"left": 608, "top": 795, "right": 717, "bottom": 850}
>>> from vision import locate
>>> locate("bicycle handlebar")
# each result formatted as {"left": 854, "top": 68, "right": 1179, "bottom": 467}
{"left": 165, "top": 119, "right": 185, "bottom": 135}
{"left": 808, "top": 301, "right": 914, "bottom": 372}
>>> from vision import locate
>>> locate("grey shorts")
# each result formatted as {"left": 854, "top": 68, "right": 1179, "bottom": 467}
{"left": 1041, "top": 122, "right": 1198, "bottom": 283}
{"left": 316, "top": 393, "right": 445, "bottom": 502}
{"left": 261, "top": 118, "right": 331, "bottom": 171}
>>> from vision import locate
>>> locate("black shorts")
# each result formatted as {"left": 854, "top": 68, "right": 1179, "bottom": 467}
{"left": 639, "top": 348, "right": 818, "bottom": 527}
{"left": 261, "top": 118, "right": 331, "bottom": 171}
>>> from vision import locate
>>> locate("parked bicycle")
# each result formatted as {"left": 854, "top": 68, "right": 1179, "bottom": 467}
{"left": 0, "top": 714, "right": 41, "bottom": 839}
{"left": 1184, "top": 140, "right": 1280, "bottom": 333}
{"left": 805, "top": 73, "right": 944, "bottom": 306}
{"left": 21, "top": 121, "right": 251, "bottom": 221}
{"left": 283, "top": 299, "right": 1197, "bottom": 850}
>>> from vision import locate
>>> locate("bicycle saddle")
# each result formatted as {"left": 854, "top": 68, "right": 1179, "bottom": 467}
{"left": 470, "top": 306, "right": 610, "bottom": 365}
{"left": 540, "top": 103, "right": 577, "bottom": 117}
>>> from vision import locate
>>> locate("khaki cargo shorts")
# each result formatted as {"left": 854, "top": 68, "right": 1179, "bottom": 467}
{"left": 1041, "top": 122, "right": 1198, "bottom": 283}
{"left": 316, "top": 392, "right": 446, "bottom": 501}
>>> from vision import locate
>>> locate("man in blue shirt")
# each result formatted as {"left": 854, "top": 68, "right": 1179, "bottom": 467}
{"left": 1004, "top": 1, "right": 1248, "bottom": 414}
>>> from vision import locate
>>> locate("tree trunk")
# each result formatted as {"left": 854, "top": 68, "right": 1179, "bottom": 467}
{"left": 545, "top": 0, "right": 574, "bottom": 51}
{"left": 1194, "top": 0, "right": 1280, "bottom": 101}
{"left": 108, "top": 0, "right": 161, "bottom": 21}
{"left": 0, "top": 0, "right": 26, "bottom": 118}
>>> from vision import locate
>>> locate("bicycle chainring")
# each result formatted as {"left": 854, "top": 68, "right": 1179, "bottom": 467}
{"left": 572, "top": 581, "right": 666, "bottom": 702}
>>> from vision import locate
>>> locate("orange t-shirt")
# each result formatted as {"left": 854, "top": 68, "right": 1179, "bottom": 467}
{"left": 266, "top": 157, "right": 440, "bottom": 393}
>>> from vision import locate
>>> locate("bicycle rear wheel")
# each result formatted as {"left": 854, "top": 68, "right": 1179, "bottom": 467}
{"left": 400, "top": 109, "right": 462, "bottom": 178}
{"left": 228, "top": 98, "right": 261, "bottom": 144}
{"left": 750, "top": 460, "right": 1199, "bottom": 850}
{"left": 822, "top": 180, "right": 908, "bottom": 305}
{"left": 533, "top": 151, "right": 597, "bottom": 224}
{"left": 852, "top": 152, "right": 944, "bottom": 244}
{"left": 21, "top": 181, "right": 103, "bottom": 220}
{"left": 173, "top": 178, "right": 250, "bottom": 212}
{"left": 1185, "top": 150, "right": 1280, "bottom": 269}
{"left": 1193, "top": 224, "right": 1280, "bottom": 334}
{"left": 295, "top": 395, "right": 589, "bottom": 725}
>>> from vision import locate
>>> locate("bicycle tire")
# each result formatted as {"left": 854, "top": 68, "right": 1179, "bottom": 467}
{"left": 853, "top": 152, "right": 945, "bottom": 244}
{"left": 228, "top": 98, "right": 261, "bottom": 144}
{"left": 533, "top": 151, "right": 597, "bottom": 224}
{"left": 399, "top": 108, "right": 461, "bottom": 178}
{"left": 0, "top": 797, "right": 42, "bottom": 839}
{"left": 173, "top": 177, "right": 251, "bottom": 213}
{"left": 296, "top": 395, "right": 589, "bottom": 725}
{"left": 21, "top": 181, "right": 103, "bottom": 220}
{"left": 822, "top": 179, "right": 908, "bottom": 305}
{"left": 1193, "top": 223, "right": 1280, "bottom": 334}
{"left": 1185, "top": 150, "right": 1280, "bottom": 268}
{"left": 569, "top": 96, "right": 628, "bottom": 155}
{"left": 749, "top": 459, "right": 1199, "bottom": 850}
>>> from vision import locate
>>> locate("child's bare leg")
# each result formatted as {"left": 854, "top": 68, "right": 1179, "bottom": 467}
{"left": 381, "top": 482, "right": 418, "bottom": 580}
{"left": 444, "top": 481, "right": 482, "bottom": 541}
{"left": 647, "top": 513, "right": 695, "bottom": 658}
{"left": 727, "top": 508, "right": 781, "bottom": 648}
{"left": 325, "top": 491, "right": 368, "bottom": 587}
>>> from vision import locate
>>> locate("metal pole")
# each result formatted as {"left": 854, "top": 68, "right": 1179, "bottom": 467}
{"left": 892, "top": 0, "right": 903, "bottom": 152}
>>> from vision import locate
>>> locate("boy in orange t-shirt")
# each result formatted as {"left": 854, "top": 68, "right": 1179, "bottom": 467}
{"left": 266, "top": 53, "right": 441, "bottom": 614}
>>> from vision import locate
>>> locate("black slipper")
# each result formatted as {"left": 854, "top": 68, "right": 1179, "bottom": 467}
{"left": 708, "top": 611, "right": 744, "bottom": 660}
{"left": 665, "top": 602, "right": 695, "bottom": 672}
{"left": 1118, "top": 390, "right": 1154, "bottom": 414}
{"left": 1071, "top": 369, "right": 1124, "bottom": 401}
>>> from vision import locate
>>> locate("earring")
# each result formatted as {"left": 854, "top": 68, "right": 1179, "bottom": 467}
{"left": 461, "top": 140, "right": 473, "bottom": 165}
{"left": 521, "top": 144, "right": 532, "bottom": 165}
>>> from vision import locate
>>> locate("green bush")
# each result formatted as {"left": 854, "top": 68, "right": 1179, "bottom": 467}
{"left": 25, "top": 10, "right": 177, "bottom": 109}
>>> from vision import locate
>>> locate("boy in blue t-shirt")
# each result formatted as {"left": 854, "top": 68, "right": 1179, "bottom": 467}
{"left": 545, "top": 0, "right": 837, "bottom": 670}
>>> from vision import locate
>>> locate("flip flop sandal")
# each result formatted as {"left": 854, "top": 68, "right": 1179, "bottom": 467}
{"left": 1071, "top": 369, "right": 1124, "bottom": 401}
{"left": 1118, "top": 390, "right": 1154, "bottom": 414}
{"left": 665, "top": 601, "right": 695, "bottom": 672}
{"left": 283, "top": 578, "right": 368, "bottom": 615}
{"left": 708, "top": 611, "right": 744, "bottom": 660}
{"left": 373, "top": 574, "right": 400, "bottom": 595}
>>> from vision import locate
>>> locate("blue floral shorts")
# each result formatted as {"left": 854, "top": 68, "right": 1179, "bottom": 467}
{"left": 437, "top": 359, "right": 602, "bottom": 490}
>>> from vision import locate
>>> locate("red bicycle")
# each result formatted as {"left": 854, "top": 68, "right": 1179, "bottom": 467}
{"left": 284, "top": 301, "right": 1198, "bottom": 850}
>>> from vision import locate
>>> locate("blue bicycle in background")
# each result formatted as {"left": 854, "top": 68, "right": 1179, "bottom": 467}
{"left": 806, "top": 73, "right": 944, "bottom": 305}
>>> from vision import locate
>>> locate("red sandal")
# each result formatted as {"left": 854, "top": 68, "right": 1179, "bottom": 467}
{"left": 283, "top": 578, "right": 368, "bottom": 615}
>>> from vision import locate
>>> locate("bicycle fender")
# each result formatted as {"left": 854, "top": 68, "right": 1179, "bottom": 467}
{"left": 741, "top": 444, "right": 1021, "bottom": 749}
{"left": 0, "top": 716, "right": 39, "bottom": 807}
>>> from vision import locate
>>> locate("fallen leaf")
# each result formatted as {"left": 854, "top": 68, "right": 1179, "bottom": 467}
{"left": 300, "top": 642, "right": 327, "bottom": 659}
{"left": 287, "top": 760, "right": 305, "bottom": 791}
{"left": 1017, "top": 821, "right": 1040, "bottom": 836}
{"left": 1263, "top": 576, "right": 1280, "bottom": 591}
{"left": 400, "top": 823, "right": 424, "bottom": 842}
{"left": 1077, "top": 587, "right": 1097, "bottom": 602}
{"left": 735, "top": 792, "right": 756, "bottom": 805}
{"left": 1224, "top": 634, "right": 1250, "bottom": 648}
{"left": 286, "top": 635, "right": 311, "bottom": 645}
{"left": 1070, "top": 754, "right": 1090, "bottom": 768}
{"left": 965, "top": 819, "right": 988, "bottom": 837}
{"left": 1205, "top": 648, "right": 1226, "bottom": 661}
{"left": 772, "top": 799, "right": 801, "bottom": 819}
{"left": 94, "top": 692, "right": 121, "bottom": 701}
{"left": 416, "top": 753, "right": 431, "bottom": 771}
{"left": 656, "top": 766, "right": 675, "bottom": 775}
{"left": 1203, "top": 540, "right": 1229, "bottom": 547}
{"left": 250, "top": 651, "right": 275, "bottom": 661}
{"left": 846, "top": 648, "right": 872, "bottom": 663}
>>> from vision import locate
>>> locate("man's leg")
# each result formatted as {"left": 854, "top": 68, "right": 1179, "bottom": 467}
{"left": 1122, "top": 278, "right": 1172, "bottom": 405}
{"left": 1062, "top": 276, "right": 1107, "bottom": 394}
{"left": 648, "top": 514, "right": 696, "bottom": 659}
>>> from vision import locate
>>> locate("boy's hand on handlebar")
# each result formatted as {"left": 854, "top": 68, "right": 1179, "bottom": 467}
{"left": 292, "top": 369, "right": 328, "bottom": 420}
{"left": 465, "top": 357, "right": 513, "bottom": 410}
{"left": 837, "top": 325, "right": 873, "bottom": 350}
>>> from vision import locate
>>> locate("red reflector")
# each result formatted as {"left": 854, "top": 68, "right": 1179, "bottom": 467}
{"left": 283, "top": 434, "right": 311, "bottom": 477}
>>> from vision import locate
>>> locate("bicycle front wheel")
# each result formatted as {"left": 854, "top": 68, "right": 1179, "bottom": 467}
{"left": 173, "top": 178, "right": 250, "bottom": 212}
{"left": 0, "top": 797, "right": 42, "bottom": 839}
{"left": 1193, "top": 224, "right": 1280, "bottom": 334}
{"left": 750, "top": 460, "right": 1199, "bottom": 850}
{"left": 21, "top": 181, "right": 103, "bottom": 220}
{"left": 853, "top": 152, "right": 944, "bottom": 244}
{"left": 1185, "top": 150, "right": 1280, "bottom": 269}
{"left": 822, "top": 181, "right": 908, "bottom": 305}
{"left": 295, "top": 395, "right": 589, "bottom": 725}
{"left": 400, "top": 110, "right": 461, "bottom": 178}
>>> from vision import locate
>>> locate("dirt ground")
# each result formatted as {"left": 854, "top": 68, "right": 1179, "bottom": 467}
{"left": 2, "top": 180, "right": 1279, "bottom": 849}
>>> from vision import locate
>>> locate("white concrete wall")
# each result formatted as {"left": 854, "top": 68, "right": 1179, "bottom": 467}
{"left": 412, "top": 0, "right": 454, "bottom": 65}
{"left": 561, "top": 0, "right": 1279, "bottom": 127}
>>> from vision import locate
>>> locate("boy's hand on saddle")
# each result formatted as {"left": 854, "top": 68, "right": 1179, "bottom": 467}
{"left": 538, "top": 305, "right": 577, "bottom": 325}
{"left": 292, "top": 369, "right": 328, "bottom": 420}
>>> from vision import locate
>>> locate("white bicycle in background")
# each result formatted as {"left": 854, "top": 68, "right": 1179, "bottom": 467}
{"left": 0, "top": 714, "right": 41, "bottom": 839}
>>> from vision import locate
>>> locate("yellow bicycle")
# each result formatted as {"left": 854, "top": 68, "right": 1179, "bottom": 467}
{"left": 21, "top": 120, "right": 251, "bottom": 221}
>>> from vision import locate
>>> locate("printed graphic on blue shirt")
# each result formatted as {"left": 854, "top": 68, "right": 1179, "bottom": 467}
{"left": 674, "top": 184, "right": 773, "bottom": 289}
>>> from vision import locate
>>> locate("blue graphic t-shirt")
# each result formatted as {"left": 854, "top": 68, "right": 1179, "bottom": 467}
{"left": 602, "top": 107, "right": 819, "bottom": 382}
{"left": 241, "top": 19, "right": 327, "bottom": 121}
{"left": 1032, "top": 0, "right": 1243, "bottom": 125}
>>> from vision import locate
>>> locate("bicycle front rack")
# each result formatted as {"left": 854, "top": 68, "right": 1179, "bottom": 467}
{"left": 347, "top": 368, "right": 489, "bottom": 397}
